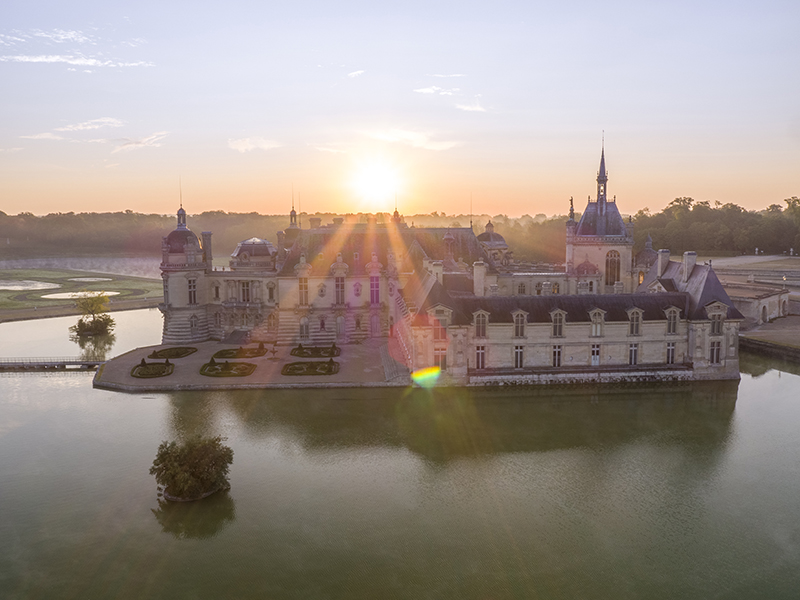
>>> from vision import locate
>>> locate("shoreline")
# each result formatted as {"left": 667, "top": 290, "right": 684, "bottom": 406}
{"left": 0, "top": 298, "right": 162, "bottom": 324}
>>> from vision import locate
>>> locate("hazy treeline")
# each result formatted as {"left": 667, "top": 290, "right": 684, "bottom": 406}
{"left": 0, "top": 197, "right": 797, "bottom": 262}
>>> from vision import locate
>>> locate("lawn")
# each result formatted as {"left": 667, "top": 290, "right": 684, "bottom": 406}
{"left": 0, "top": 268, "right": 163, "bottom": 310}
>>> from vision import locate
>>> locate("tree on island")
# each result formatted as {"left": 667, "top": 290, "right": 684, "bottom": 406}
{"left": 70, "top": 291, "right": 115, "bottom": 336}
{"left": 150, "top": 435, "right": 234, "bottom": 501}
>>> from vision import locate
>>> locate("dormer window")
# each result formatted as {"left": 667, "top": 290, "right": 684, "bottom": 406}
{"left": 590, "top": 310, "right": 604, "bottom": 337}
{"left": 551, "top": 312, "right": 564, "bottom": 337}
{"left": 666, "top": 309, "right": 678, "bottom": 334}
{"left": 710, "top": 314, "right": 723, "bottom": 336}
{"left": 513, "top": 313, "right": 526, "bottom": 338}
{"left": 475, "top": 313, "right": 487, "bottom": 338}
{"left": 628, "top": 310, "right": 642, "bottom": 336}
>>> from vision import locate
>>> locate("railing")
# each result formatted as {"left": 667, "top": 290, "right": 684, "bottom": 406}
{"left": 0, "top": 357, "right": 104, "bottom": 370}
{"left": 467, "top": 362, "right": 691, "bottom": 376}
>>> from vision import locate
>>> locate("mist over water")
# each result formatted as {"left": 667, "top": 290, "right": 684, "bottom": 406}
{"left": 0, "top": 257, "right": 161, "bottom": 279}
{"left": 1, "top": 313, "right": 799, "bottom": 599}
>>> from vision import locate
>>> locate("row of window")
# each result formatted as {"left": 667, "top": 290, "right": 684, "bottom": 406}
{"left": 189, "top": 277, "right": 381, "bottom": 307}
{"left": 467, "top": 341, "right": 723, "bottom": 370}
{"left": 470, "top": 310, "right": 692, "bottom": 338}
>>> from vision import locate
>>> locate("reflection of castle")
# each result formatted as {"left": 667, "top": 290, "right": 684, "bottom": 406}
{"left": 159, "top": 147, "right": 743, "bottom": 384}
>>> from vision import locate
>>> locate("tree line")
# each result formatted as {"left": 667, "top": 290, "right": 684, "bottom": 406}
{"left": 1, "top": 197, "right": 798, "bottom": 262}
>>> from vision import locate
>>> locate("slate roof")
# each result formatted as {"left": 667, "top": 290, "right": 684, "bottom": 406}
{"left": 409, "top": 275, "right": 689, "bottom": 326}
{"left": 575, "top": 200, "right": 629, "bottom": 237}
{"left": 638, "top": 260, "right": 744, "bottom": 320}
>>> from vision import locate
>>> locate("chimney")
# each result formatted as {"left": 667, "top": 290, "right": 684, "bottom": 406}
{"left": 473, "top": 260, "right": 486, "bottom": 297}
{"left": 682, "top": 251, "right": 696, "bottom": 283}
{"left": 657, "top": 249, "right": 670, "bottom": 276}
{"left": 201, "top": 232, "right": 213, "bottom": 270}
{"left": 332, "top": 217, "right": 344, "bottom": 226}
{"left": 309, "top": 217, "right": 322, "bottom": 229}
{"left": 430, "top": 260, "right": 443, "bottom": 283}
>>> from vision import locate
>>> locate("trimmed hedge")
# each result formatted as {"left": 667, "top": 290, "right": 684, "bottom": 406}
{"left": 148, "top": 347, "right": 197, "bottom": 359}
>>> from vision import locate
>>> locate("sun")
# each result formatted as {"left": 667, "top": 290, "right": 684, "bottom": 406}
{"left": 351, "top": 159, "right": 402, "bottom": 209}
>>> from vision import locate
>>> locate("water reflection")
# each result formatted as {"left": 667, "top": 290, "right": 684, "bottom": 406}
{"left": 151, "top": 492, "right": 236, "bottom": 540}
{"left": 740, "top": 350, "right": 800, "bottom": 378}
{"left": 168, "top": 382, "right": 739, "bottom": 465}
{"left": 70, "top": 331, "right": 116, "bottom": 361}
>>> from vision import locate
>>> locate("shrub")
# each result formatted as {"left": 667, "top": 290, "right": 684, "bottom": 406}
{"left": 150, "top": 436, "right": 234, "bottom": 501}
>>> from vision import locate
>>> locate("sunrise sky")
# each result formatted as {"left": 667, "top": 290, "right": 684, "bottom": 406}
{"left": 1, "top": 0, "right": 798, "bottom": 217}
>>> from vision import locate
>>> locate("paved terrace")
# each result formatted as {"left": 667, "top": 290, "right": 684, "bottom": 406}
{"left": 93, "top": 338, "right": 412, "bottom": 392}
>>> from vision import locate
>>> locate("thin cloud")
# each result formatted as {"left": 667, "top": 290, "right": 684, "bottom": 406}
{"left": 0, "top": 54, "right": 153, "bottom": 67}
{"left": 456, "top": 96, "right": 486, "bottom": 112}
{"left": 312, "top": 144, "right": 347, "bottom": 154}
{"left": 228, "top": 137, "right": 281, "bottom": 153}
{"left": 33, "top": 29, "right": 93, "bottom": 44}
{"left": 367, "top": 129, "right": 461, "bottom": 151}
{"left": 112, "top": 132, "right": 168, "bottom": 153}
{"left": 55, "top": 117, "right": 124, "bottom": 132}
{"left": 0, "top": 147, "right": 23, "bottom": 153}
{"left": 20, "top": 132, "right": 64, "bottom": 140}
{"left": 414, "top": 86, "right": 459, "bottom": 95}
{"left": 347, "top": 70, "right": 365, "bottom": 78}
{"left": 429, "top": 73, "right": 466, "bottom": 78}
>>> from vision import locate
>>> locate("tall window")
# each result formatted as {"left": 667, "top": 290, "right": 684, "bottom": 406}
{"left": 629, "top": 343, "right": 639, "bottom": 365}
{"left": 591, "top": 344, "right": 600, "bottom": 366}
{"left": 434, "top": 349, "right": 447, "bottom": 371}
{"left": 335, "top": 277, "right": 345, "bottom": 304}
{"left": 535, "top": 282, "right": 543, "bottom": 296}
{"left": 298, "top": 278, "right": 308, "bottom": 305}
{"left": 591, "top": 313, "right": 603, "bottom": 337}
{"left": 214, "top": 285, "right": 220, "bottom": 300}
{"left": 710, "top": 341, "right": 721, "bottom": 364}
{"left": 371, "top": 314, "right": 380, "bottom": 337}
{"left": 241, "top": 281, "right": 250, "bottom": 303}
{"left": 666, "top": 342, "right": 675, "bottom": 364}
{"left": 629, "top": 311, "right": 641, "bottom": 336}
{"left": 588, "top": 281, "right": 594, "bottom": 293}
{"left": 189, "top": 315, "right": 198, "bottom": 331}
{"left": 370, "top": 276, "right": 380, "bottom": 305}
{"left": 552, "top": 282, "right": 559, "bottom": 295}
{"left": 268, "top": 285, "right": 274, "bottom": 302}
{"left": 214, "top": 312, "right": 221, "bottom": 327}
{"left": 433, "top": 318, "right": 447, "bottom": 341}
{"left": 552, "top": 345, "right": 562, "bottom": 367}
{"left": 514, "top": 314, "right": 525, "bottom": 338}
{"left": 710, "top": 314, "right": 723, "bottom": 336}
{"left": 355, "top": 316, "right": 362, "bottom": 331}
{"left": 638, "top": 271, "right": 645, "bottom": 285}
{"left": 267, "top": 313, "right": 277, "bottom": 332}
{"left": 518, "top": 283, "right": 526, "bottom": 295}
{"left": 188, "top": 279, "right": 197, "bottom": 305}
{"left": 299, "top": 317, "right": 309, "bottom": 340}
{"left": 605, "top": 251, "right": 620, "bottom": 286}
{"left": 552, "top": 313, "right": 564, "bottom": 337}
{"left": 514, "top": 345, "right": 524, "bottom": 368}
{"left": 476, "top": 345, "right": 485, "bottom": 369}
{"left": 475, "top": 313, "right": 487, "bottom": 338}
{"left": 336, "top": 316, "right": 345, "bottom": 337}
{"left": 667, "top": 310, "right": 678, "bottom": 334}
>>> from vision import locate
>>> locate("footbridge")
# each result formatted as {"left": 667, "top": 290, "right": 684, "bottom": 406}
{"left": 0, "top": 357, "right": 104, "bottom": 372}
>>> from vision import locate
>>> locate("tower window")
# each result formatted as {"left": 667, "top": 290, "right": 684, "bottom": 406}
{"left": 605, "top": 251, "right": 620, "bottom": 286}
{"left": 475, "top": 345, "right": 485, "bottom": 369}
{"left": 552, "top": 345, "right": 562, "bottom": 367}
{"left": 188, "top": 279, "right": 197, "bottom": 305}
{"left": 241, "top": 281, "right": 250, "bottom": 303}
{"left": 514, "top": 345, "right": 524, "bottom": 368}
{"left": 298, "top": 278, "right": 308, "bottom": 305}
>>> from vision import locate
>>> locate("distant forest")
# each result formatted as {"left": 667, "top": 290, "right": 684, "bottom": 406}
{"left": 1, "top": 197, "right": 798, "bottom": 263}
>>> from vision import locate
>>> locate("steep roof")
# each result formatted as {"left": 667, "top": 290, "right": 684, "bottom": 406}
{"left": 574, "top": 200, "right": 629, "bottom": 237}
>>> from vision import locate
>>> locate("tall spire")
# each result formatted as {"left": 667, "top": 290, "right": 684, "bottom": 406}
{"left": 596, "top": 135, "right": 608, "bottom": 209}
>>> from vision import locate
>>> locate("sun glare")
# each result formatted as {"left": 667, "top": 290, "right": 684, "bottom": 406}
{"left": 351, "top": 159, "right": 402, "bottom": 209}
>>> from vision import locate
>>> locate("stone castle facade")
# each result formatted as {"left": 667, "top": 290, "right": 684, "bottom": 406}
{"left": 159, "top": 148, "right": 742, "bottom": 384}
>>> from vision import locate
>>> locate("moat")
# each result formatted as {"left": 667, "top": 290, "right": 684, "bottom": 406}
{"left": 1, "top": 309, "right": 799, "bottom": 599}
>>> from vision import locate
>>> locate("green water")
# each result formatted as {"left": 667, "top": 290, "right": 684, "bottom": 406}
{"left": 1, "top": 312, "right": 799, "bottom": 599}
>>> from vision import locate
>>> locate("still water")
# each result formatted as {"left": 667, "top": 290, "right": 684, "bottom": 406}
{"left": 1, "top": 310, "right": 799, "bottom": 599}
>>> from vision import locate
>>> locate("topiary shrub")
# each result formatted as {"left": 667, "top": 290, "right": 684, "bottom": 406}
{"left": 148, "top": 347, "right": 197, "bottom": 359}
{"left": 149, "top": 436, "right": 234, "bottom": 501}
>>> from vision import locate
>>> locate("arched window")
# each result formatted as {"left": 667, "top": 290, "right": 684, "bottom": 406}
{"left": 299, "top": 317, "right": 309, "bottom": 340}
{"left": 518, "top": 283, "right": 526, "bottom": 295}
{"left": 666, "top": 309, "right": 678, "bottom": 334}
{"left": 629, "top": 311, "right": 641, "bottom": 336}
{"left": 267, "top": 313, "right": 277, "bottom": 332}
{"left": 761, "top": 306, "right": 767, "bottom": 323}
{"left": 535, "top": 282, "right": 543, "bottom": 296}
{"left": 514, "top": 313, "right": 525, "bottom": 337}
{"left": 319, "top": 317, "right": 326, "bottom": 331}
{"left": 605, "top": 251, "right": 621, "bottom": 286}
{"left": 552, "top": 282, "right": 559, "bottom": 295}
{"left": 591, "top": 312, "right": 604, "bottom": 337}
{"left": 475, "top": 313, "right": 487, "bottom": 338}
{"left": 638, "top": 271, "right": 645, "bottom": 285}
{"left": 214, "top": 312, "right": 221, "bottom": 327}
{"left": 189, "top": 315, "right": 199, "bottom": 331}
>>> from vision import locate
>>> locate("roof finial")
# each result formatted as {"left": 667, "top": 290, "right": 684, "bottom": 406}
{"left": 292, "top": 183, "right": 295, "bottom": 211}
{"left": 179, "top": 175, "right": 183, "bottom": 209}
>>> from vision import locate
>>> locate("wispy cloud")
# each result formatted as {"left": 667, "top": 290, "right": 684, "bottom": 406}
{"left": 312, "top": 143, "right": 347, "bottom": 154}
{"left": 0, "top": 54, "right": 152, "bottom": 67}
{"left": 112, "top": 132, "right": 168, "bottom": 153}
{"left": 429, "top": 73, "right": 466, "bottom": 78}
{"left": 55, "top": 117, "right": 124, "bottom": 132}
{"left": 347, "top": 70, "right": 365, "bottom": 78}
{"left": 456, "top": 96, "right": 486, "bottom": 112}
{"left": 367, "top": 129, "right": 461, "bottom": 151}
{"left": 228, "top": 137, "right": 281, "bottom": 153}
{"left": 414, "top": 86, "right": 460, "bottom": 96}
{"left": 0, "top": 147, "right": 23, "bottom": 153}
{"left": 20, "top": 132, "right": 64, "bottom": 140}
{"left": 33, "top": 29, "right": 93, "bottom": 44}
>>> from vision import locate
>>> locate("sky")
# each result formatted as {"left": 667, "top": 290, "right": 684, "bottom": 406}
{"left": 1, "top": 0, "right": 798, "bottom": 217}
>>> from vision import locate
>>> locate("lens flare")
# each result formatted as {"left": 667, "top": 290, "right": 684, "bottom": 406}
{"left": 411, "top": 366, "right": 440, "bottom": 388}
